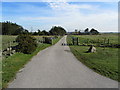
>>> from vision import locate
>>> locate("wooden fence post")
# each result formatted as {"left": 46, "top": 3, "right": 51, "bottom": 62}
{"left": 104, "top": 38, "right": 106, "bottom": 45}
{"left": 98, "top": 39, "right": 99, "bottom": 43}
{"left": 77, "top": 37, "right": 79, "bottom": 45}
{"left": 108, "top": 39, "right": 110, "bottom": 45}
{"left": 73, "top": 38, "right": 74, "bottom": 45}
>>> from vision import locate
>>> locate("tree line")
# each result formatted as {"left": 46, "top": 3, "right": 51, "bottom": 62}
{"left": 1, "top": 21, "right": 99, "bottom": 36}
{"left": 73, "top": 28, "right": 99, "bottom": 35}
{"left": 1, "top": 21, "right": 66, "bottom": 36}
{"left": 1, "top": 21, "right": 29, "bottom": 35}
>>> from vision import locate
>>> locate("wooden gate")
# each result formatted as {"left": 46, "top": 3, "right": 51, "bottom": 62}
{"left": 72, "top": 37, "right": 79, "bottom": 45}
{"left": 43, "top": 37, "right": 53, "bottom": 44}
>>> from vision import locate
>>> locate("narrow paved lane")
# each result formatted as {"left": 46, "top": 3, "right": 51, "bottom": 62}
{"left": 8, "top": 36, "right": 118, "bottom": 88}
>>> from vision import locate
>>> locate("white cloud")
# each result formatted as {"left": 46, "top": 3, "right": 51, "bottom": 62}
{"left": 49, "top": 2, "right": 99, "bottom": 11}
{"left": 19, "top": 10, "right": 118, "bottom": 32}
{"left": 2, "top": 1, "right": 118, "bottom": 32}
{"left": 46, "top": 2, "right": 117, "bottom": 32}
{"left": 2, "top": 0, "right": 119, "bottom": 2}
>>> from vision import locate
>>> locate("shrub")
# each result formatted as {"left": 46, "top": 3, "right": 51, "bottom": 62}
{"left": 16, "top": 34, "right": 37, "bottom": 54}
{"left": 54, "top": 35, "right": 58, "bottom": 38}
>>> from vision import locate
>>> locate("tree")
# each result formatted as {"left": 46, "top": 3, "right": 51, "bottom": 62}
{"left": 13, "top": 27, "right": 24, "bottom": 35}
{"left": 75, "top": 29, "right": 78, "bottom": 35}
{"left": 33, "top": 32, "right": 38, "bottom": 35}
{"left": 2, "top": 21, "right": 27, "bottom": 35}
{"left": 37, "top": 29, "right": 41, "bottom": 35}
{"left": 16, "top": 34, "right": 37, "bottom": 54}
{"left": 41, "top": 30, "right": 49, "bottom": 35}
{"left": 90, "top": 28, "right": 99, "bottom": 35}
{"left": 84, "top": 28, "right": 89, "bottom": 32}
{"left": 49, "top": 26, "right": 66, "bottom": 36}
{"left": 78, "top": 30, "right": 81, "bottom": 35}
{"left": 84, "top": 28, "right": 89, "bottom": 35}
{"left": 22, "top": 29, "right": 29, "bottom": 34}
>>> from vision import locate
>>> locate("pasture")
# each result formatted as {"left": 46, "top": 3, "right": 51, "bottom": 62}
{"left": 68, "top": 33, "right": 119, "bottom": 47}
{"left": 2, "top": 35, "right": 17, "bottom": 51}
{"left": 67, "top": 34, "right": 119, "bottom": 81}
{"left": 2, "top": 35, "right": 61, "bottom": 51}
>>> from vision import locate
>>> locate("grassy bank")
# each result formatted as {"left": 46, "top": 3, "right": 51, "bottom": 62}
{"left": 2, "top": 36, "right": 62, "bottom": 88}
{"left": 2, "top": 44, "right": 50, "bottom": 88}
{"left": 67, "top": 35, "right": 118, "bottom": 81}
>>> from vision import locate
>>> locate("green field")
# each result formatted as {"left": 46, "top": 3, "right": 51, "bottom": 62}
{"left": 2, "top": 35, "right": 62, "bottom": 88}
{"left": 34, "top": 35, "right": 54, "bottom": 41}
{"left": 34, "top": 35, "right": 62, "bottom": 45}
{"left": 2, "top": 35, "right": 17, "bottom": 51}
{"left": 68, "top": 33, "right": 119, "bottom": 46}
{"left": 2, "top": 35, "right": 61, "bottom": 51}
{"left": 67, "top": 34, "right": 119, "bottom": 81}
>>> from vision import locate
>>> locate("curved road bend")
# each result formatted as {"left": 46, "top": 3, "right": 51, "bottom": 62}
{"left": 8, "top": 36, "right": 118, "bottom": 88}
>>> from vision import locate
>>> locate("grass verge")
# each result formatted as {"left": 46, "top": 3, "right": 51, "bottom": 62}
{"left": 69, "top": 46, "right": 118, "bottom": 81}
{"left": 2, "top": 44, "right": 50, "bottom": 88}
{"left": 2, "top": 35, "right": 62, "bottom": 88}
{"left": 67, "top": 35, "right": 118, "bottom": 81}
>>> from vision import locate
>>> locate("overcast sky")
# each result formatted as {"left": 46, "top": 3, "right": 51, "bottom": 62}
{"left": 2, "top": 1, "right": 118, "bottom": 32}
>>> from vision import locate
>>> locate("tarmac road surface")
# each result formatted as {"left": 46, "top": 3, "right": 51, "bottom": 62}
{"left": 8, "top": 36, "right": 118, "bottom": 88}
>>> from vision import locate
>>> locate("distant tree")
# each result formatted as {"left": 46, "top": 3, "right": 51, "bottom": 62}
{"left": 78, "top": 30, "right": 81, "bottom": 35}
{"left": 33, "top": 32, "right": 38, "bottom": 35}
{"left": 84, "top": 28, "right": 89, "bottom": 32}
{"left": 33, "top": 29, "right": 49, "bottom": 36}
{"left": 2, "top": 21, "right": 27, "bottom": 35}
{"left": 22, "top": 29, "right": 29, "bottom": 34}
{"left": 13, "top": 27, "right": 24, "bottom": 35}
{"left": 75, "top": 29, "right": 78, "bottom": 35}
{"left": 41, "top": 30, "right": 49, "bottom": 35}
{"left": 37, "top": 29, "right": 41, "bottom": 35}
{"left": 49, "top": 26, "right": 66, "bottom": 36}
{"left": 90, "top": 28, "right": 99, "bottom": 35}
{"left": 84, "top": 28, "right": 89, "bottom": 35}
{"left": 0, "top": 21, "right": 29, "bottom": 35}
